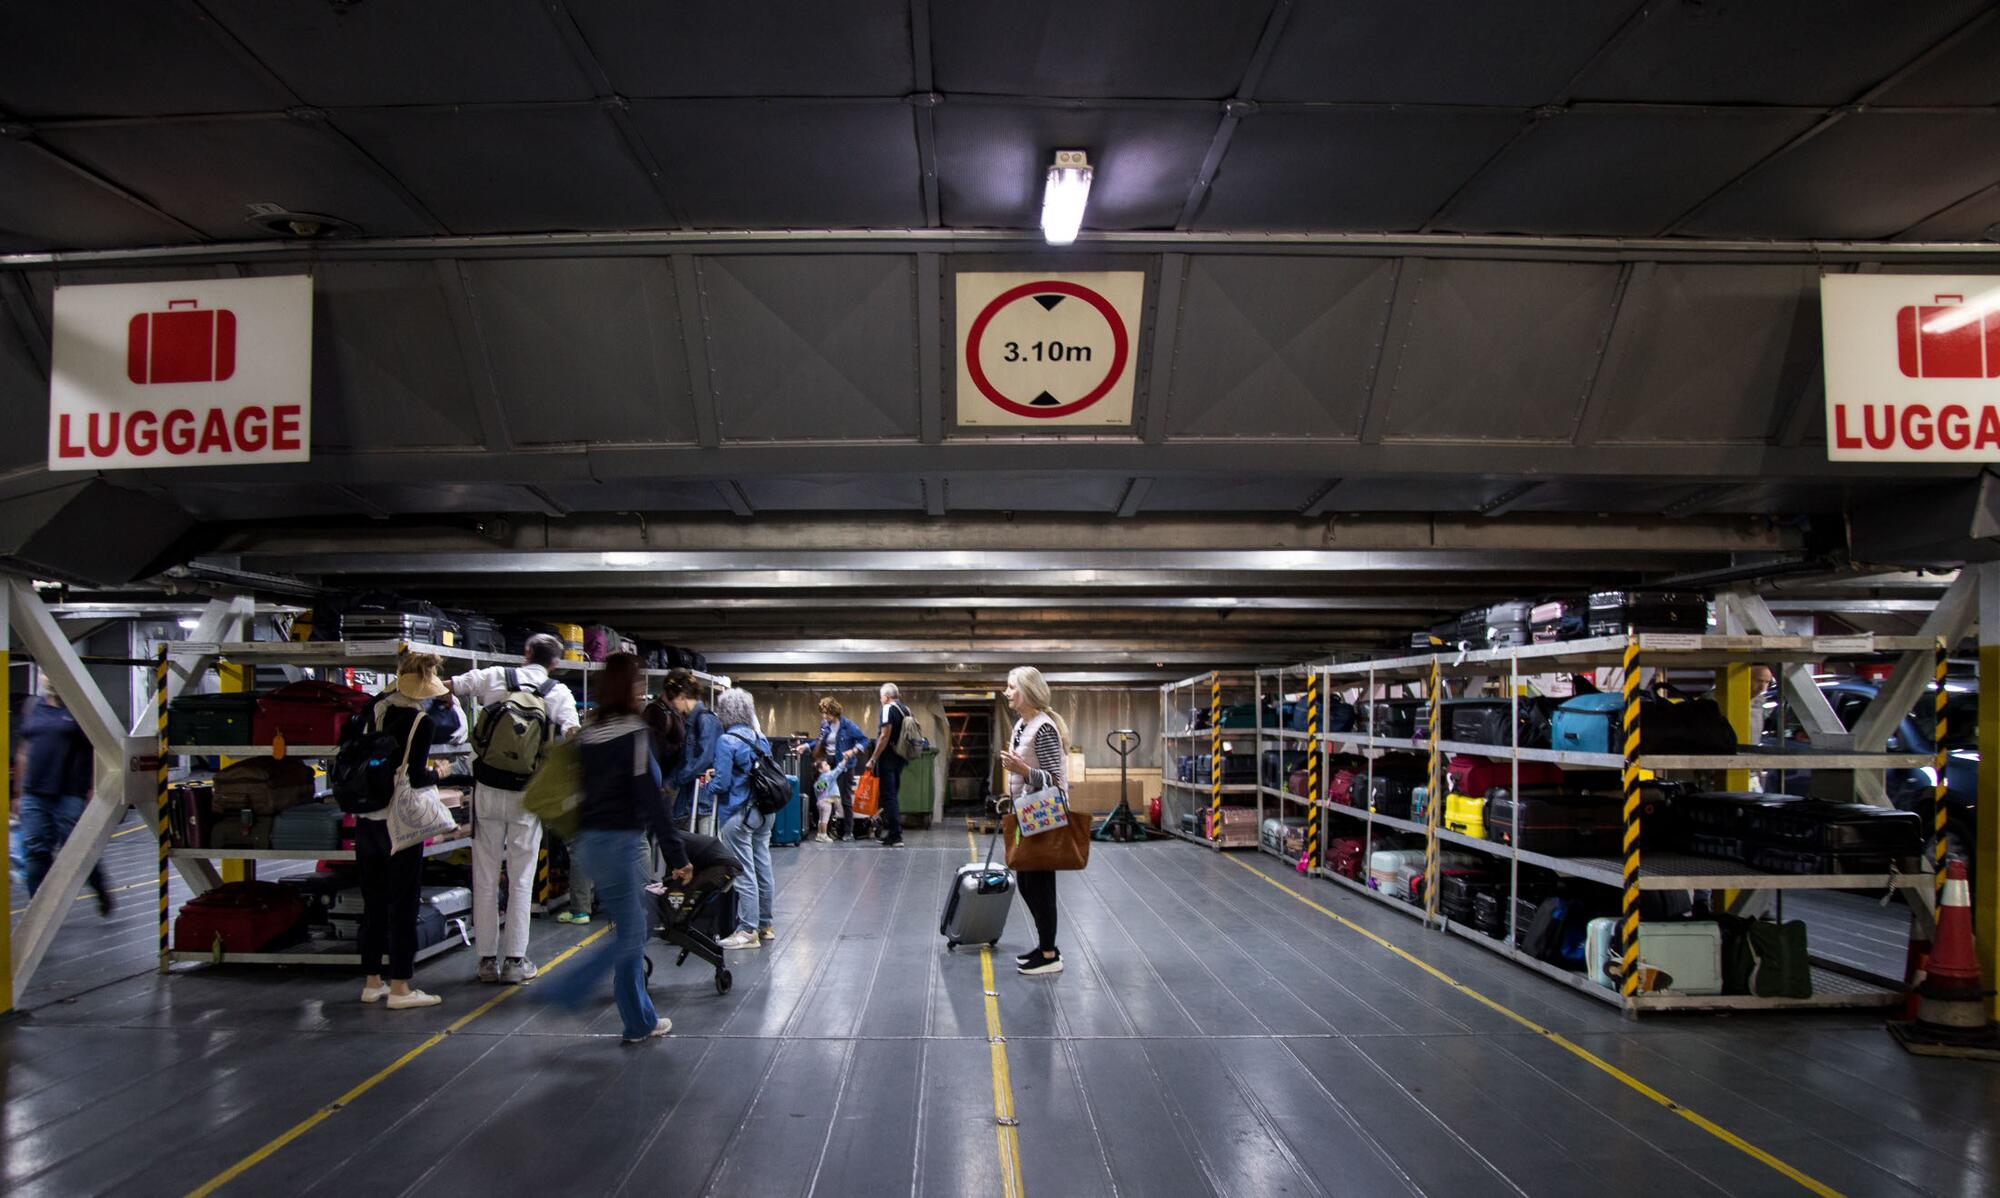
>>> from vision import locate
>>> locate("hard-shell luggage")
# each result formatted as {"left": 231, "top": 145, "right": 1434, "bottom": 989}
{"left": 1633, "top": 922, "right": 1724, "bottom": 994}
{"left": 1369, "top": 849, "right": 1428, "bottom": 898}
{"left": 941, "top": 845, "right": 1015, "bottom": 948}
{"left": 1689, "top": 832, "right": 1746, "bottom": 863}
{"left": 1747, "top": 845, "right": 1898, "bottom": 875}
{"left": 128, "top": 298, "right": 236, "bottom": 384}
{"left": 271, "top": 801, "right": 342, "bottom": 851}
{"left": 1443, "top": 791, "right": 1486, "bottom": 839}
{"left": 1363, "top": 699, "right": 1424, "bottom": 740}
{"left": 213, "top": 757, "right": 316, "bottom": 815}
{"left": 552, "top": 622, "right": 587, "bottom": 661}
{"left": 254, "top": 680, "right": 373, "bottom": 747}
{"left": 1483, "top": 789, "right": 1622, "bottom": 855}
{"left": 414, "top": 903, "right": 470, "bottom": 953}
{"left": 1472, "top": 891, "right": 1507, "bottom": 939}
{"left": 1261, "top": 817, "right": 1307, "bottom": 856}
{"left": 1298, "top": 697, "right": 1355, "bottom": 733}
{"left": 1441, "top": 697, "right": 1559, "bottom": 749}
{"left": 1745, "top": 800, "right": 1925, "bottom": 856}
{"left": 341, "top": 596, "right": 460, "bottom": 647}
{"left": 1681, "top": 792, "right": 1795, "bottom": 834}
{"left": 1530, "top": 597, "right": 1586, "bottom": 644}
{"left": 1196, "top": 753, "right": 1257, "bottom": 785}
{"left": 211, "top": 810, "right": 274, "bottom": 850}
{"left": 1587, "top": 591, "right": 1709, "bottom": 637}
{"left": 583, "top": 624, "right": 623, "bottom": 662}
{"left": 1447, "top": 754, "right": 1563, "bottom": 797}
{"left": 168, "top": 782, "right": 217, "bottom": 849}
{"left": 173, "top": 881, "right": 307, "bottom": 954}
{"left": 771, "top": 776, "right": 803, "bottom": 847}
{"left": 168, "top": 693, "right": 260, "bottom": 747}
{"left": 1260, "top": 749, "right": 1307, "bottom": 787}
{"left": 421, "top": 884, "right": 473, "bottom": 918}
{"left": 1366, "top": 772, "right": 1420, "bottom": 820}
{"left": 1484, "top": 600, "right": 1534, "bottom": 649}
{"left": 1176, "top": 755, "right": 1196, "bottom": 783}
{"left": 451, "top": 612, "right": 506, "bottom": 655}
{"left": 1439, "top": 872, "right": 1503, "bottom": 923}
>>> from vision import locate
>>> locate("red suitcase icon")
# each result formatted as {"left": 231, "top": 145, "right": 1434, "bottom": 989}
{"left": 1895, "top": 294, "right": 2000, "bottom": 379}
{"left": 127, "top": 299, "right": 236, "bottom": 385}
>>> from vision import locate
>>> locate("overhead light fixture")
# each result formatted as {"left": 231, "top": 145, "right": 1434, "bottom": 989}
{"left": 1040, "top": 149, "right": 1092, "bottom": 245}
{"left": 177, "top": 617, "right": 200, "bottom": 630}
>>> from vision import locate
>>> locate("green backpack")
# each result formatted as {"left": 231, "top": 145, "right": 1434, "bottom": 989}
{"left": 520, "top": 741, "right": 582, "bottom": 839}
{"left": 471, "top": 669, "right": 556, "bottom": 788}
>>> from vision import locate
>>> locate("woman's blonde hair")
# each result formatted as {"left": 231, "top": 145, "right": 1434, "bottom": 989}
{"left": 1008, "top": 666, "right": 1069, "bottom": 748}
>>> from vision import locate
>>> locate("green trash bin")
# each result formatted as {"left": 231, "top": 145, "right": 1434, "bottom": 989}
{"left": 897, "top": 748, "right": 939, "bottom": 829}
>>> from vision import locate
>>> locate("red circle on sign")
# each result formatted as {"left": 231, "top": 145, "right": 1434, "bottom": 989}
{"left": 964, "top": 280, "right": 1130, "bottom": 419}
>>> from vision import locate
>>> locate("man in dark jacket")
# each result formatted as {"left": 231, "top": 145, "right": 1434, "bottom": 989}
{"left": 15, "top": 677, "right": 110, "bottom": 913}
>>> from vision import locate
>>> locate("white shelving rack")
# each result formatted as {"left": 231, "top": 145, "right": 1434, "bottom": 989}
{"left": 1158, "top": 670, "right": 1258, "bottom": 850}
{"left": 1284, "top": 631, "right": 1941, "bottom": 1014}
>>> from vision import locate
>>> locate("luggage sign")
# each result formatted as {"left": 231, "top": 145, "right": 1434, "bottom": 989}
{"left": 1821, "top": 274, "right": 2000, "bottom": 461}
{"left": 50, "top": 274, "right": 312, "bottom": 470}
{"left": 955, "top": 271, "right": 1143, "bottom": 426}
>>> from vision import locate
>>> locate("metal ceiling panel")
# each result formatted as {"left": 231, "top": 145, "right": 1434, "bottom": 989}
{"left": 942, "top": 473, "right": 1129, "bottom": 512}
{"left": 933, "top": 104, "right": 1216, "bottom": 231}
{"left": 628, "top": 101, "right": 924, "bottom": 228}
{"left": 335, "top": 107, "right": 668, "bottom": 234}
{"left": 0, "top": 140, "right": 195, "bottom": 251}
{"left": 1137, "top": 476, "right": 1325, "bottom": 511}
{"left": 1379, "top": 260, "right": 1618, "bottom": 442}
{"left": 536, "top": 480, "right": 733, "bottom": 512}
{"left": 1679, "top": 112, "right": 2000, "bottom": 240}
{"left": 1196, "top": 110, "right": 1526, "bottom": 231}
{"left": 203, "top": 0, "right": 591, "bottom": 107}
{"left": 698, "top": 256, "right": 919, "bottom": 443}
{"left": 931, "top": 1, "right": 1268, "bottom": 97}
{"left": 37, "top": 119, "right": 437, "bottom": 240}
{"left": 1592, "top": 265, "right": 1820, "bottom": 445}
{"left": 1568, "top": 0, "right": 1992, "bottom": 104}
{"left": 1164, "top": 255, "right": 1392, "bottom": 437}
{"left": 0, "top": 326, "right": 45, "bottom": 474}
{"left": 1435, "top": 108, "right": 1821, "bottom": 236}
{"left": 566, "top": 0, "right": 913, "bottom": 97}
{"left": 344, "top": 483, "right": 556, "bottom": 516}
{"left": 1317, "top": 477, "right": 1527, "bottom": 513}
{"left": 311, "top": 262, "right": 486, "bottom": 451}
{"left": 460, "top": 258, "right": 694, "bottom": 446}
{"left": 737, "top": 476, "right": 925, "bottom": 512}
{"left": 1258, "top": 0, "right": 1636, "bottom": 105}
{"left": 170, "top": 484, "right": 365, "bottom": 523}
{"left": 1896, "top": 184, "right": 2000, "bottom": 242}
{"left": 0, "top": 3, "right": 290, "bottom": 118}
{"left": 1872, "top": 14, "right": 2000, "bottom": 105}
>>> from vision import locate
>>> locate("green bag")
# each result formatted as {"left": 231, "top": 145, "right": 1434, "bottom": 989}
{"left": 520, "top": 741, "right": 582, "bottom": 840}
{"left": 1722, "top": 916, "right": 1812, "bottom": 998}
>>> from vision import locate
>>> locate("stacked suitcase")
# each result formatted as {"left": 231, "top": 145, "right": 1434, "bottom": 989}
{"left": 1586, "top": 591, "right": 1709, "bottom": 637}
{"left": 1677, "top": 793, "right": 1925, "bottom": 874}
{"left": 341, "top": 597, "right": 461, "bottom": 647}
{"left": 270, "top": 801, "right": 343, "bottom": 851}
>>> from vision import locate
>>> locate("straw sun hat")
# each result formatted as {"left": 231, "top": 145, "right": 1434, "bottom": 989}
{"left": 394, "top": 651, "right": 448, "bottom": 701}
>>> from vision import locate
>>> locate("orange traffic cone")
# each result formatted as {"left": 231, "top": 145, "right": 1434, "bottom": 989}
{"left": 1891, "top": 859, "right": 2000, "bottom": 1058}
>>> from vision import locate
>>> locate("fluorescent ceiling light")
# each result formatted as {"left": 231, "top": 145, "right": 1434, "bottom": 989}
{"left": 1921, "top": 286, "right": 2000, "bottom": 334}
{"left": 1041, "top": 149, "right": 1092, "bottom": 245}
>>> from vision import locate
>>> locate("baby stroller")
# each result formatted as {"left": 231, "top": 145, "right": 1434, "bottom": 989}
{"left": 643, "top": 830, "right": 740, "bottom": 995}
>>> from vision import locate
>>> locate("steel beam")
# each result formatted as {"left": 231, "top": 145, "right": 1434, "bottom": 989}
{"left": 1850, "top": 573, "right": 1978, "bottom": 772}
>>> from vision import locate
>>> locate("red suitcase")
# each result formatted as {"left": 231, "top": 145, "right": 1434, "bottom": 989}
{"left": 253, "top": 680, "right": 374, "bottom": 746}
{"left": 127, "top": 299, "right": 237, "bottom": 385}
{"left": 172, "top": 881, "right": 306, "bottom": 955}
{"left": 1896, "top": 294, "right": 1999, "bottom": 379}
{"left": 1446, "top": 754, "right": 1562, "bottom": 798}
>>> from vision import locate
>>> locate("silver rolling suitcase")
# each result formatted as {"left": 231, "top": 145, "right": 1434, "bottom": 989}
{"left": 941, "top": 830, "right": 1013, "bottom": 949}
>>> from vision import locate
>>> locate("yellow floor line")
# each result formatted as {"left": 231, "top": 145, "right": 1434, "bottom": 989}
{"left": 184, "top": 925, "right": 612, "bottom": 1198}
{"left": 112, "top": 823, "right": 146, "bottom": 838}
{"left": 8, "top": 879, "right": 152, "bottom": 923}
{"left": 1227, "top": 857, "right": 1846, "bottom": 1198}
{"left": 966, "top": 824, "right": 1026, "bottom": 1198}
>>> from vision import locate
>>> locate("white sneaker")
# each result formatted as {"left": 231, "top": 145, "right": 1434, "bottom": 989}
{"left": 385, "top": 988, "right": 443, "bottom": 1009}
{"left": 717, "top": 929, "right": 762, "bottom": 951}
{"left": 360, "top": 983, "right": 390, "bottom": 1004}
{"left": 815, "top": 833, "right": 832, "bottom": 843}
{"left": 622, "top": 1016, "right": 673, "bottom": 1044}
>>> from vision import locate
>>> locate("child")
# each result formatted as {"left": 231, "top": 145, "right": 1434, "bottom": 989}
{"left": 813, "top": 754, "right": 851, "bottom": 843}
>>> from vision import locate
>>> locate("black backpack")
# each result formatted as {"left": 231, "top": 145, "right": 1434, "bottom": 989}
{"left": 726, "top": 731, "right": 793, "bottom": 816}
{"left": 331, "top": 701, "right": 400, "bottom": 814}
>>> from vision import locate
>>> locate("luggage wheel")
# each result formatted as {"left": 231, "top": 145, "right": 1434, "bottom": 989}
{"left": 643, "top": 954, "right": 654, "bottom": 979}
{"left": 715, "top": 968, "right": 733, "bottom": 995}
{"left": 675, "top": 948, "right": 689, "bottom": 966}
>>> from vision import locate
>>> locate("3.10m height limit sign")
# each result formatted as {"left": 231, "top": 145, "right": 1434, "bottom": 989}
{"left": 955, "top": 271, "right": 1144, "bottom": 426}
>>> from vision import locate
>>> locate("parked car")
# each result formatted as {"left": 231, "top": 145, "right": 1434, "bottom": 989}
{"left": 1760, "top": 675, "right": 1978, "bottom": 866}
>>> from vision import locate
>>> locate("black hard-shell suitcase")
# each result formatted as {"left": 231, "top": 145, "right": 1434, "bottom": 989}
{"left": 1587, "top": 591, "right": 1709, "bottom": 637}
{"left": 1197, "top": 754, "right": 1257, "bottom": 785}
{"left": 1682, "top": 792, "right": 1796, "bottom": 834}
{"left": 1441, "top": 697, "right": 1560, "bottom": 748}
{"left": 1483, "top": 789, "right": 1621, "bottom": 855}
{"left": 1746, "top": 845, "right": 1897, "bottom": 875}
{"left": 1472, "top": 891, "right": 1507, "bottom": 939}
{"left": 1259, "top": 749, "right": 1308, "bottom": 787}
{"left": 1364, "top": 698, "right": 1425, "bottom": 740}
{"left": 1744, "top": 800, "right": 1925, "bottom": 856}
{"left": 449, "top": 612, "right": 506, "bottom": 655}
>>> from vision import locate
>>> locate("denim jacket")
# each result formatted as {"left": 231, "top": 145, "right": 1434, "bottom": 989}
{"left": 709, "top": 723, "right": 773, "bottom": 826}
{"left": 817, "top": 716, "right": 869, "bottom": 765}
{"left": 666, "top": 704, "right": 722, "bottom": 793}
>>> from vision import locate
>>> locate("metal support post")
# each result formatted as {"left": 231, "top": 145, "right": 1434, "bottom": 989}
{"left": 1424, "top": 655, "right": 1441, "bottom": 925}
{"left": 1208, "top": 673, "right": 1222, "bottom": 845}
{"left": 156, "top": 645, "right": 170, "bottom": 973}
{"left": 1850, "top": 573, "right": 1979, "bottom": 805}
{"left": 0, "top": 596, "right": 10, "bottom": 1014}
{"left": 1978, "top": 562, "right": 2000, "bottom": 1020}
{"left": 1932, "top": 636, "right": 1950, "bottom": 900}
{"left": 1305, "top": 671, "right": 1322, "bottom": 872}
{"left": 1620, "top": 632, "right": 1644, "bottom": 1000}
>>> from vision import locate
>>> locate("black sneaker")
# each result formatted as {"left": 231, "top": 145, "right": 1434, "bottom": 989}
{"left": 96, "top": 888, "right": 114, "bottom": 918}
{"left": 1014, "top": 950, "right": 1038, "bottom": 966}
{"left": 883, "top": 838, "right": 905, "bottom": 849}
{"left": 1018, "top": 949, "right": 1063, "bottom": 976}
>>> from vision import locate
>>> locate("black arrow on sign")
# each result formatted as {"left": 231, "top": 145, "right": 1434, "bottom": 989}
{"left": 1030, "top": 391, "right": 1061, "bottom": 406}
{"left": 1033, "top": 294, "right": 1065, "bottom": 311}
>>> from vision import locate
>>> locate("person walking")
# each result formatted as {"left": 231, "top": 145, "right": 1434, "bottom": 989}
{"left": 448, "top": 633, "right": 580, "bottom": 983}
{"left": 15, "top": 674, "right": 111, "bottom": 913}
{"left": 861, "top": 683, "right": 910, "bottom": 848}
{"left": 812, "top": 696, "right": 868, "bottom": 839}
{"left": 359, "top": 652, "right": 451, "bottom": 1009}
{"left": 544, "top": 653, "right": 692, "bottom": 1044}
{"left": 1000, "top": 666, "right": 1069, "bottom": 977}
{"left": 711, "top": 688, "right": 776, "bottom": 949}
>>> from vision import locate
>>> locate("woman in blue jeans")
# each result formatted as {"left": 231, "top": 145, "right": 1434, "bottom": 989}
{"left": 545, "top": 654, "right": 692, "bottom": 1044}
{"left": 709, "top": 688, "right": 774, "bottom": 951}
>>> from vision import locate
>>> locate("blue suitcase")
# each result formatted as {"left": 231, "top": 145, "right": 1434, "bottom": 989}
{"left": 1551, "top": 693, "right": 1624, "bottom": 753}
{"left": 771, "top": 777, "right": 803, "bottom": 846}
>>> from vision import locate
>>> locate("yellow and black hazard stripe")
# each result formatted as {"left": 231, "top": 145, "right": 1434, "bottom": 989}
{"left": 535, "top": 844, "right": 552, "bottom": 906}
{"left": 1424, "top": 654, "right": 1441, "bottom": 923}
{"left": 1932, "top": 635, "right": 1949, "bottom": 896}
{"left": 157, "top": 643, "right": 171, "bottom": 973}
{"left": 1620, "top": 632, "right": 1643, "bottom": 999}
{"left": 1208, "top": 672, "right": 1223, "bottom": 844}
{"left": 1305, "top": 671, "right": 1322, "bottom": 871}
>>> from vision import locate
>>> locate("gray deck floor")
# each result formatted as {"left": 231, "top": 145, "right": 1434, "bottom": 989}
{"left": 5, "top": 819, "right": 1998, "bottom": 1197}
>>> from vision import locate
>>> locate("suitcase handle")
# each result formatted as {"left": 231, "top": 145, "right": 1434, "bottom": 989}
{"left": 168, "top": 299, "right": 200, "bottom": 309}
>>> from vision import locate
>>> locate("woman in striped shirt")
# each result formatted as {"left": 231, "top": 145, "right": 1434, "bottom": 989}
{"left": 999, "top": 666, "right": 1070, "bottom": 976}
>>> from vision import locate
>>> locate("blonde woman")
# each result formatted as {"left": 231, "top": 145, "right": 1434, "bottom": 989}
{"left": 358, "top": 652, "right": 449, "bottom": 1009}
{"left": 998, "top": 666, "right": 1068, "bottom": 976}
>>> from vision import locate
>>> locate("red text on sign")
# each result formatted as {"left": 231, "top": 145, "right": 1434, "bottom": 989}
{"left": 55, "top": 405, "right": 303, "bottom": 460}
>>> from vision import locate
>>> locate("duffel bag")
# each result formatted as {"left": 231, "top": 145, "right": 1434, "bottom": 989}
{"left": 214, "top": 757, "right": 317, "bottom": 815}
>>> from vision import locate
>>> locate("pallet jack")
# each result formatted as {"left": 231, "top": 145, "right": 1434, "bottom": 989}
{"left": 1092, "top": 728, "right": 1153, "bottom": 842}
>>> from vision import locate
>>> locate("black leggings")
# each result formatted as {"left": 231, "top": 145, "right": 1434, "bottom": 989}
{"left": 356, "top": 818, "right": 423, "bottom": 980}
{"left": 1017, "top": 870, "right": 1057, "bottom": 953}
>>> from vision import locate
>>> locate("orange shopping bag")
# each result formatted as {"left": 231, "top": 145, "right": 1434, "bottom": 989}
{"left": 851, "top": 771, "right": 881, "bottom": 818}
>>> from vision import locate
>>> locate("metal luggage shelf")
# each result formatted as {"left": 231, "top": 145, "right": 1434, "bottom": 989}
{"left": 168, "top": 934, "right": 463, "bottom": 968}
{"left": 1161, "top": 780, "right": 1258, "bottom": 794}
{"left": 169, "top": 743, "right": 473, "bottom": 759}
{"left": 170, "top": 834, "right": 472, "bottom": 863}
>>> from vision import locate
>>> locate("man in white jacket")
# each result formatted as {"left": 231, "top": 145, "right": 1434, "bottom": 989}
{"left": 449, "top": 634, "right": 580, "bottom": 984}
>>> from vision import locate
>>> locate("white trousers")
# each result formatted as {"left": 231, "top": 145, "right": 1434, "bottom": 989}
{"left": 472, "top": 781, "right": 544, "bottom": 960}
